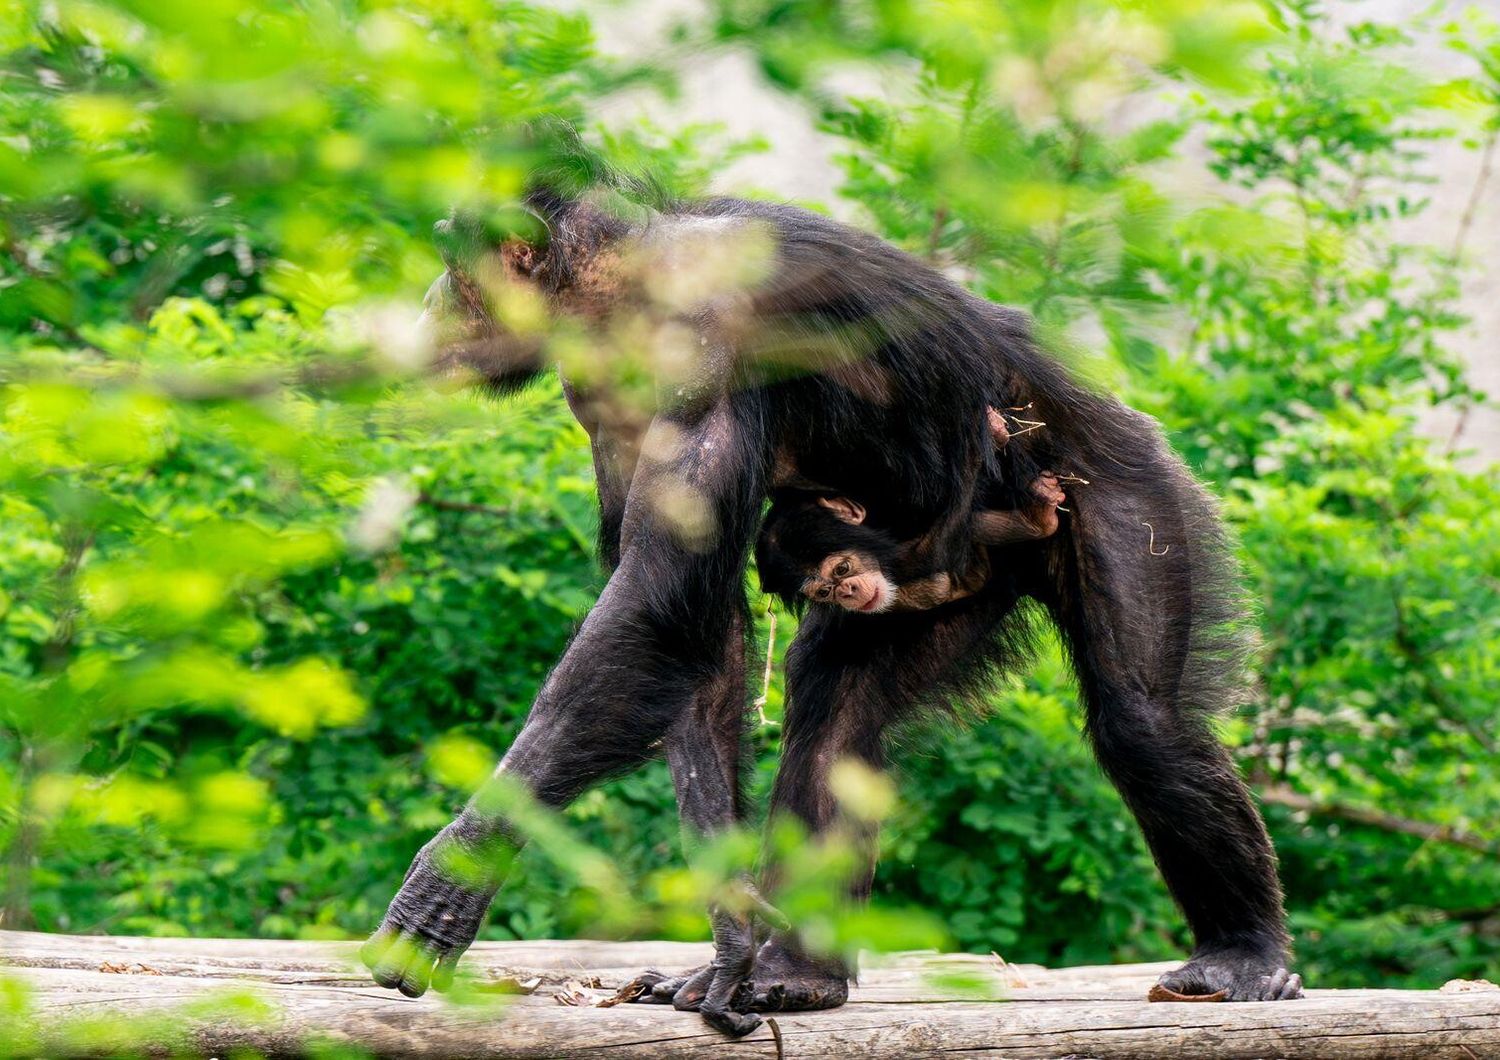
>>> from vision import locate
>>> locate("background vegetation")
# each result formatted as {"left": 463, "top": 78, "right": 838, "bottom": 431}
{"left": 2, "top": 0, "right": 1498, "bottom": 994}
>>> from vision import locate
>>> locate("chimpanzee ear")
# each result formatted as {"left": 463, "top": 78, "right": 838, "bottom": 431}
{"left": 817, "top": 496, "right": 866, "bottom": 525}
{"left": 501, "top": 240, "right": 540, "bottom": 276}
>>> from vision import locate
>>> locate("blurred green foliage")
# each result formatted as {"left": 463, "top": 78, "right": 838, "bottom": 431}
{"left": 1, "top": 0, "right": 1497, "bottom": 1004}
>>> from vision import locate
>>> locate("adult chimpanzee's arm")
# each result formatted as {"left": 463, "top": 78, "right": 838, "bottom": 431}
{"left": 360, "top": 389, "right": 767, "bottom": 1003}
{"left": 561, "top": 379, "right": 635, "bottom": 571}
{"left": 564, "top": 377, "right": 753, "bottom": 916}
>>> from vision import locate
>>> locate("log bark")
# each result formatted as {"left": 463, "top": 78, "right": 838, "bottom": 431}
{"left": 2, "top": 930, "right": 1497, "bottom": 1058}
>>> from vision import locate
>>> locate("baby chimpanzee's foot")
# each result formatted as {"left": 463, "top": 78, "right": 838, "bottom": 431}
{"left": 740, "top": 937, "right": 850, "bottom": 1012}
{"left": 1026, "top": 472, "right": 1066, "bottom": 538}
{"left": 1154, "top": 946, "right": 1303, "bottom": 1002}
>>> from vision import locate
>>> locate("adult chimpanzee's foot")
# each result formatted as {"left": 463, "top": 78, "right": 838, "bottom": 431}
{"left": 625, "top": 937, "right": 847, "bottom": 1033}
{"left": 624, "top": 912, "right": 763, "bottom": 1035}
{"left": 1154, "top": 945, "right": 1303, "bottom": 1001}
{"left": 628, "top": 964, "right": 716, "bottom": 1008}
{"left": 740, "top": 936, "right": 850, "bottom": 1012}
{"left": 625, "top": 880, "right": 797, "bottom": 1035}
{"left": 632, "top": 942, "right": 848, "bottom": 1011}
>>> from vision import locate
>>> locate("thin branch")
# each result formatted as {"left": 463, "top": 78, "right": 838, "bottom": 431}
{"left": 1443, "top": 403, "right": 1473, "bottom": 457}
{"left": 1259, "top": 785, "right": 1500, "bottom": 858}
{"left": 926, "top": 203, "right": 948, "bottom": 262}
{"left": 1451, "top": 125, "right": 1499, "bottom": 262}
{"left": 753, "top": 606, "right": 777, "bottom": 726}
{"left": 417, "top": 493, "right": 512, "bottom": 519}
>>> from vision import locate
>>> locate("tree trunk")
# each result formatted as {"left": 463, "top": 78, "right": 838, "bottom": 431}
{"left": 2, "top": 930, "right": 1497, "bottom": 1058}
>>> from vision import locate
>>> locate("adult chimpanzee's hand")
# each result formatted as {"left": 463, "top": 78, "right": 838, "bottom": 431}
{"left": 359, "top": 821, "right": 501, "bottom": 997}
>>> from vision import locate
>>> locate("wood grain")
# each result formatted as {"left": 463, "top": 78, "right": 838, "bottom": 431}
{"left": 3, "top": 930, "right": 1497, "bottom": 1058}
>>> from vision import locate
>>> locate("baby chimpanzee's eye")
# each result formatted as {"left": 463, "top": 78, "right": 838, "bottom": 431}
{"left": 833, "top": 560, "right": 851, "bottom": 578}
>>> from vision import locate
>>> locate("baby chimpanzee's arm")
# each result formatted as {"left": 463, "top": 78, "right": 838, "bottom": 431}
{"left": 886, "top": 548, "right": 992, "bottom": 611}
{"left": 883, "top": 414, "right": 1063, "bottom": 611}
{"left": 973, "top": 473, "right": 1065, "bottom": 544}
{"left": 885, "top": 469, "right": 1063, "bottom": 611}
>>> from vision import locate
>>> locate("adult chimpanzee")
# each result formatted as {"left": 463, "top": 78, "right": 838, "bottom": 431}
{"left": 359, "top": 176, "right": 1303, "bottom": 1035}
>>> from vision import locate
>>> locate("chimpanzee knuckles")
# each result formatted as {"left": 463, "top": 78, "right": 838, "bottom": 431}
{"left": 360, "top": 846, "right": 497, "bottom": 997}
{"left": 361, "top": 930, "right": 441, "bottom": 998}
{"left": 1262, "top": 968, "right": 1305, "bottom": 1001}
{"left": 361, "top": 924, "right": 473, "bottom": 998}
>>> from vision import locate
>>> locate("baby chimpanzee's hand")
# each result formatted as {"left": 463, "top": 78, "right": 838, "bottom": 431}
{"left": 1027, "top": 472, "right": 1066, "bottom": 537}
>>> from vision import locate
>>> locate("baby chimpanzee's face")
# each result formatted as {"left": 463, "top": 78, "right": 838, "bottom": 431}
{"left": 802, "top": 551, "right": 895, "bottom": 613}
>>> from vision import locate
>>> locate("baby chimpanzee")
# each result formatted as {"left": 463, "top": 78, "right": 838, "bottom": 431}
{"left": 757, "top": 409, "right": 1065, "bottom": 614}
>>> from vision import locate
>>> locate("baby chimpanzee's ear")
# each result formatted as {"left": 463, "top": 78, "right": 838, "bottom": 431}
{"left": 817, "top": 496, "right": 866, "bottom": 525}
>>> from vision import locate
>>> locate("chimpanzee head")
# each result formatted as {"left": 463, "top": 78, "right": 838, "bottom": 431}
{"left": 756, "top": 495, "right": 901, "bottom": 614}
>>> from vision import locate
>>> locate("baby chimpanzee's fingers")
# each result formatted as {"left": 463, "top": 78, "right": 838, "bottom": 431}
{"left": 987, "top": 407, "right": 1011, "bottom": 447}
{"left": 1031, "top": 474, "right": 1065, "bottom": 507}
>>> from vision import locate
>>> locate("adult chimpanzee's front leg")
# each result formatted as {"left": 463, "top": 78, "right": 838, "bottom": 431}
{"left": 360, "top": 394, "right": 766, "bottom": 1001}
{"left": 566, "top": 378, "right": 766, "bottom": 1025}
{"left": 626, "top": 608, "right": 775, "bottom": 1029}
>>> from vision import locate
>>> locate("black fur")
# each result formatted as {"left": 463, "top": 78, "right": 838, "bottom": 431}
{"left": 364, "top": 175, "right": 1301, "bottom": 1031}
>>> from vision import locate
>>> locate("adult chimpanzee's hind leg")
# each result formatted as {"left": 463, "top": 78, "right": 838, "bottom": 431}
{"left": 1041, "top": 430, "right": 1302, "bottom": 1002}
{"left": 360, "top": 396, "right": 767, "bottom": 1004}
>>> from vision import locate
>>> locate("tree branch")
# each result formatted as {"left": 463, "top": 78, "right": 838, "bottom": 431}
{"left": 1259, "top": 785, "right": 1500, "bottom": 858}
{"left": 417, "top": 493, "right": 512, "bottom": 519}
{"left": 1451, "top": 125, "right": 1498, "bottom": 262}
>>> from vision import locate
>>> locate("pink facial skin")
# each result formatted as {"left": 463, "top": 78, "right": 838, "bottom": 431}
{"left": 804, "top": 554, "right": 894, "bottom": 614}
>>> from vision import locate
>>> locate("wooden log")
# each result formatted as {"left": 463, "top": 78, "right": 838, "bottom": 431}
{"left": 2, "top": 930, "right": 1498, "bottom": 1058}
